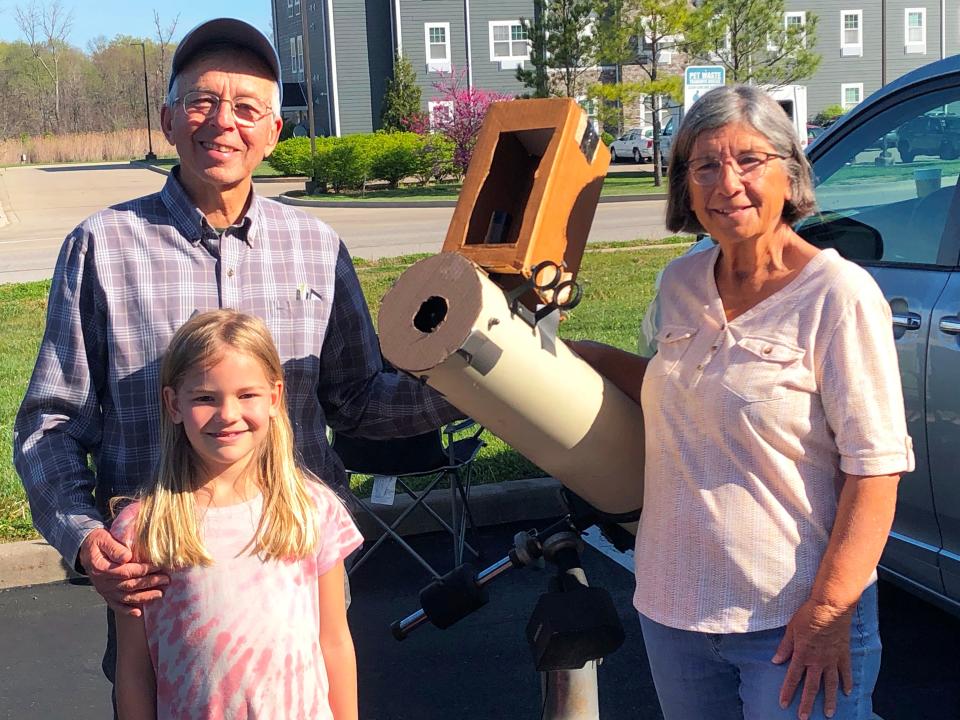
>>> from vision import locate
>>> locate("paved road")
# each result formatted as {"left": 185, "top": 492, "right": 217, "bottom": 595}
{"left": 2, "top": 521, "right": 959, "bottom": 719}
{"left": 0, "top": 163, "right": 670, "bottom": 284}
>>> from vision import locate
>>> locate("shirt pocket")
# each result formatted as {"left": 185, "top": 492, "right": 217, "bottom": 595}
{"left": 266, "top": 298, "right": 326, "bottom": 365}
{"left": 647, "top": 325, "right": 698, "bottom": 378}
{"left": 720, "top": 336, "right": 806, "bottom": 402}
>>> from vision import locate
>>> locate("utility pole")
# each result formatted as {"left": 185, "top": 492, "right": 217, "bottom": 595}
{"left": 131, "top": 41, "right": 157, "bottom": 161}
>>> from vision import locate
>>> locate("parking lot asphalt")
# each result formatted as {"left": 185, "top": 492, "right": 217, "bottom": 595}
{"left": 2, "top": 519, "right": 960, "bottom": 719}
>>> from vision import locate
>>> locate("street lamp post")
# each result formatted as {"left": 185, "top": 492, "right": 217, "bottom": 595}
{"left": 131, "top": 41, "right": 157, "bottom": 161}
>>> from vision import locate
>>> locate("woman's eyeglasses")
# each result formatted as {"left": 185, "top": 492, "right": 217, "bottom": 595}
{"left": 687, "top": 152, "right": 786, "bottom": 186}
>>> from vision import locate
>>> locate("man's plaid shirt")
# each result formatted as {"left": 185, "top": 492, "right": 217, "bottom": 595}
{"left": 14, "top": 171, "right": 457, "bottom": 566}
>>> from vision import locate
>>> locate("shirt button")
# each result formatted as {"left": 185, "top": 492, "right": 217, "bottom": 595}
{"left": 711, "top": 344, "right": 719, "bottom": 351}
{"left": 697, "top": 363, "right": 704, "bottom": 370}
{"left": 763, "top": 346, "right": 773, "bottom": 355}
{"left": 227, "top": 268, "right": 235, "bottom": 278}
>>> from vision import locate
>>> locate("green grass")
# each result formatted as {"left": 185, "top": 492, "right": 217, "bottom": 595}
{"left": 0, "top": 280, "right": 51, "bottom": 541}
{"left": 0, "top": 241, "right": 685, "bottom": 541}
{"left": 301, "top": 170, "right": 669, "bottom": 202}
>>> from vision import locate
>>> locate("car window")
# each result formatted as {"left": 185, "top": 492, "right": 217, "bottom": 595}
{"left": 803, "top": 88, "right": 960, "bottom": 267}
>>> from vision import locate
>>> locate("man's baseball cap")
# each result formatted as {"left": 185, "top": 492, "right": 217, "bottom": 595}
{"left": 170, "top": 18, "right": 282, "bottom": 103}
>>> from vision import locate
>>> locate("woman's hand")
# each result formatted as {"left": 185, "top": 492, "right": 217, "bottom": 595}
{"left": 773, "top": 598, "right": 856, "bottom": 719}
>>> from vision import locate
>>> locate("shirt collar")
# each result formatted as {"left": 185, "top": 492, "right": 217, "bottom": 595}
{"left": 160, "top": 166, "right": 264, "bottom": 247}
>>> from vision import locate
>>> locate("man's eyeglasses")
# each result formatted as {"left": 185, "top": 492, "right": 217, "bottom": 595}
{"left": 687, "top": 152, "right": 786, "bottom": 186}
{"left": 177, "top": 91, "right": 272, "bottom": 128}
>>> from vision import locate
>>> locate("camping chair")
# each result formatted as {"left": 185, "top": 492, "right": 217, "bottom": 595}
{"left": 332, "top": 419, "right": 485, "bottom": 579}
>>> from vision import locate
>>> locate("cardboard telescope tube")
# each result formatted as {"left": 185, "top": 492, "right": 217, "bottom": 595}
{"left": 378, "top": 251, "right": 645, "bottom": 524}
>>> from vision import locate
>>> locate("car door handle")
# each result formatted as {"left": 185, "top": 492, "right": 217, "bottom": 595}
{"left": 892, "top": 312, "right": 921, "bottom": 330}
{"left": 939, "top": 316, "right": 960, "bottom": 334}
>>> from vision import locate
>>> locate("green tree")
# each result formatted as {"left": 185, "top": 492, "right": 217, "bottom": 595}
{"left": 591, "top": 0, "right": 688, "bottom": 185}
{"left": 517, "top": 0, "right": 597, "bottom": 98}
{"left": 516, "top": 0, "right": 549, "bottom": 98}
{"left": 684, "top": 0, "right": 820, "bottom": 86}
{"left": 380, "top": 54, "right": 422, "bottom": 131}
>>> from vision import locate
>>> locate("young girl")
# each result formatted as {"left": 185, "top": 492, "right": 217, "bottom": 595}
{"left": 111, "top": 309, "right": 363, "bottom": 720}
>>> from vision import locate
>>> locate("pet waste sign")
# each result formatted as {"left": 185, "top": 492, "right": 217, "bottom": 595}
{"left": 684, "top": 66, "right": 725, "bottom": 112}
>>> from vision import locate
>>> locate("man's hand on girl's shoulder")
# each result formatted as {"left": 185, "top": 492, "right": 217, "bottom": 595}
{"left": 79, "top": 528, "right": 169, "bottom": 617}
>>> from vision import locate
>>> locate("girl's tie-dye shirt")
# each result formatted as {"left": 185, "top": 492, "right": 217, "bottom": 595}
{"left": 111, "top": 483, "right": 363, "bottom": 720}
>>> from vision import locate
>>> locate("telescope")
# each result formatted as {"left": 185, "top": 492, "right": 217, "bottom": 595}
{"left": 378, "top": 97, "right": 646, "bottom": 525}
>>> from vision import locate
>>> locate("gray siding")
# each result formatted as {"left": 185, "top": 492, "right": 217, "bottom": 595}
{"left": 310, "top": 1, "right": 336, "bottom": 137}
{"left": 787, "top": 1, "right": 947, "bottom": 120}
{"left": 333, "top": 0, "right": 376, "bottom": 134}
{"left": 466, "top": 2, "right": 535, "bottom": 98}
{"left": 366, "top": 0, "right": 394, "bottom": 130}
{"left": 397, "top": 0, "right": 534, "bottom": 107}
{"left": 272, "top": 0, "right": 335, "bottom": 136}
{"left": 398, "top": 0, "right": 467, "bottom": 104}
{"left": 275, "top": 2, "right": 306, "bottom": 86}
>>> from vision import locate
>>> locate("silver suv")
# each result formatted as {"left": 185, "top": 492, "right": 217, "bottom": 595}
{"left": 641, "top": 55, "right": 960, "bottom": 616}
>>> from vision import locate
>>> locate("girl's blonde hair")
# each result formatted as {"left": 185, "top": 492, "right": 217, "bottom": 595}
{"left": 132, "top": 309, "right": 319, "bottom": 568}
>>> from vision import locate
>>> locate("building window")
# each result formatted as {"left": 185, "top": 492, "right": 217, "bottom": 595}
{"left": 287, "top": 0, "right": 293, "bottom": 18}
{"left": 290, "top": 36, "right": 303, "bottom": 77}
{"left": 905, "top": 8, "right": 926, "bottom": 54}
{"left": 841, "top": 82, "right": 863, "bottom": 111}
{"left": 297, "top": 35, "right": 304, "bottom": 77}
{"left": 489, "top": 21, "right": 529, "bottom": 69}
{"left": 294, "top": 0, "right": 300, "bottom": 14}
{"left": 785, "top": 11, "right": 806, "bottom": 45}
{"left": 424, "top": 23, "right": 451, "bottom": 72}
{"left": 841, "top": 10, "right": 863, "bottom": 57}
{"left": 428, "top": 100, "right": 454, "bottom": 129}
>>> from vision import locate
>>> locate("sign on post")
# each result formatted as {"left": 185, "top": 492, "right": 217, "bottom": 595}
{"left": 684, "top": 66, "right": 726, "bottom": 113}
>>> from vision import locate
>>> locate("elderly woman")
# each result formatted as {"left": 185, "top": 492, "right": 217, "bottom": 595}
{"left": 572, "top": 84, "right": 913, "bottom": 720}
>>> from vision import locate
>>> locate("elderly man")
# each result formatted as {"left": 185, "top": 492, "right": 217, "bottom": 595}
{"left": 14, "top": 15, "right": 456, "bottom": 688}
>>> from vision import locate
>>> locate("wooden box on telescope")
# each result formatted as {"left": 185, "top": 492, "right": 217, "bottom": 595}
{"left": 441, "top": 98, "right": 610, "bottom": 295}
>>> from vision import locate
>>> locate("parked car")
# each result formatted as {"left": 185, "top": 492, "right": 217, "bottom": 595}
{"left": 609, "top": 128, "right": 652, "bottom": 163}
{"left": 806, "top": 124, "right": 825, "bottom": 145}
{"left": 897, "top": 113, "right": 960, "bottom": 161}
{"left": 639, "top": 54, "right": 960, "bottom": 617}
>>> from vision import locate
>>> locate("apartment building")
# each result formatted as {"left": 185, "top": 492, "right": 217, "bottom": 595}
{"left": 784, "top": 1, "right": 957, "bottom": 118}
{"left": 271, "top": 0, "right": 535, "bottom": 136}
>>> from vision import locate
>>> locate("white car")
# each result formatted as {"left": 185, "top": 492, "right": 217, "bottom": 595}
{"left": 609, "top": 128, "right": 653, "bottom": 163}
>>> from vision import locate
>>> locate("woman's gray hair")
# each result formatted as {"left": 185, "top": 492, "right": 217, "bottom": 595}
{"left": 665, "top": 84, "right": 816, "bottom": 234}
{"left": 165, "top": 45, "right": 282, "bottom": 120}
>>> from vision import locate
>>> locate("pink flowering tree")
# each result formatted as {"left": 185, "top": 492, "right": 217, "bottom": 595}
{"left": 403, "top": 68, "right": 512, "bottom": 178}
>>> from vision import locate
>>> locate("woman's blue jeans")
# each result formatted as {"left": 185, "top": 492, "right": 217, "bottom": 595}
{"left": 638, "top": 583, "right": 881, "bottom": 720}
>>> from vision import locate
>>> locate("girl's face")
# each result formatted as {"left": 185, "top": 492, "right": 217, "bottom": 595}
{"left": 163, "top": 349, "right": 282, "bottom": 486}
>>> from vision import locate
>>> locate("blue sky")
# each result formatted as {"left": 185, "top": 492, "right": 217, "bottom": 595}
{"left": 0, "top": 0, "right": 274, "bottom": 50}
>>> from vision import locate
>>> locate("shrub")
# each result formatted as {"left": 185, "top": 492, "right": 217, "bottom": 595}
{"left": 412, "top": 134, "right": 456, "bottom": 185}
{"left": 267, "top": 137, "right": 312, "bottom": 176}
{"left": 601, "top": 131, "right": 615, "bottom": 146}
{"left": 813, "top": 104, "right": 845, "bottom": 127}
{"left": 313, "top": 136, "right": 374, "bottom": 192}
{"left": 369, "top": 132, "right": 420, "bottom": 188}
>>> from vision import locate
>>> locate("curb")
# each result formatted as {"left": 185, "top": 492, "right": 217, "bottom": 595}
{"left": 128, "top": 161, "right": 305, "bottom": 185}
{"left": 0, "top": 477, "right": 565, "bottom": 590}
{"left": 126, "top": 161, "right": 668, "bottom": 206}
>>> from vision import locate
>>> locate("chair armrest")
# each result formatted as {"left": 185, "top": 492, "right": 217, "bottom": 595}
{"left": 443, "top": 418, "right": 481, "bottom": 437}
